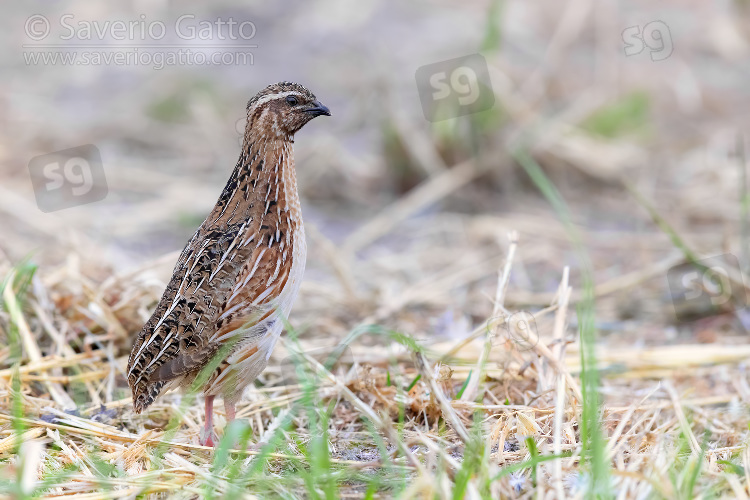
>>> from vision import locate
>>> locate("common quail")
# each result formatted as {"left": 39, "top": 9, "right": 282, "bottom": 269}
{"left": 127, "top": 82, "right": 331, "bottom": 446}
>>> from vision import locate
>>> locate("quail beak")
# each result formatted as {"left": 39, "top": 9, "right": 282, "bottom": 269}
{"left": 304, "top": 100, "right": 331, "bottom": 117}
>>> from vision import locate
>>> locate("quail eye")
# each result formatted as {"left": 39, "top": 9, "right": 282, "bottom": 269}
{"left": 286, "top": 96, "right": 298, "bottom": 106}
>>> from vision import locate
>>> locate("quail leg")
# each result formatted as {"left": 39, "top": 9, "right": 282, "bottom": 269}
{"left": 223, "top": 400, "right": 259, "bottom": 450}
{"left": 199, "top": 395, "right": 218, "bottom": 447}
{"left": 225, "top": 400, "right": 236, "bottom": 422}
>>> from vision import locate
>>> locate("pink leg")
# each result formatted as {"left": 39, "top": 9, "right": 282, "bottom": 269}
{"left": 223, "top": 400, "right": 250, "bottom": 450}
{"left": 199, "top": 395, "right": 217, "bottom": 447}
{"left": 225, "top": 400, "right": 236, "bottom": 422}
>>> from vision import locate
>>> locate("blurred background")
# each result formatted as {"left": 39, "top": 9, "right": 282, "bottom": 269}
{"left": 2, "top": 0, "right": 750, "bottom": 360}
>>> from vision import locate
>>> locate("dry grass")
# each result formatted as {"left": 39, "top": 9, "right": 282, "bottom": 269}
{"left": 1, "top": 213, "right": 749, "bottom": 498}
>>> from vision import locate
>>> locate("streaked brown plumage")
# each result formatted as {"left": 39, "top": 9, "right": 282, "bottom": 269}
{"left": 127, "top": 82, "right": 330, "bottom": 445}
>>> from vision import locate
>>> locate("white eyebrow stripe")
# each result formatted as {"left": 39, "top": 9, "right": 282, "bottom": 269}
{"left": 250, "top": 91, "right": 305, "bottom": 109}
